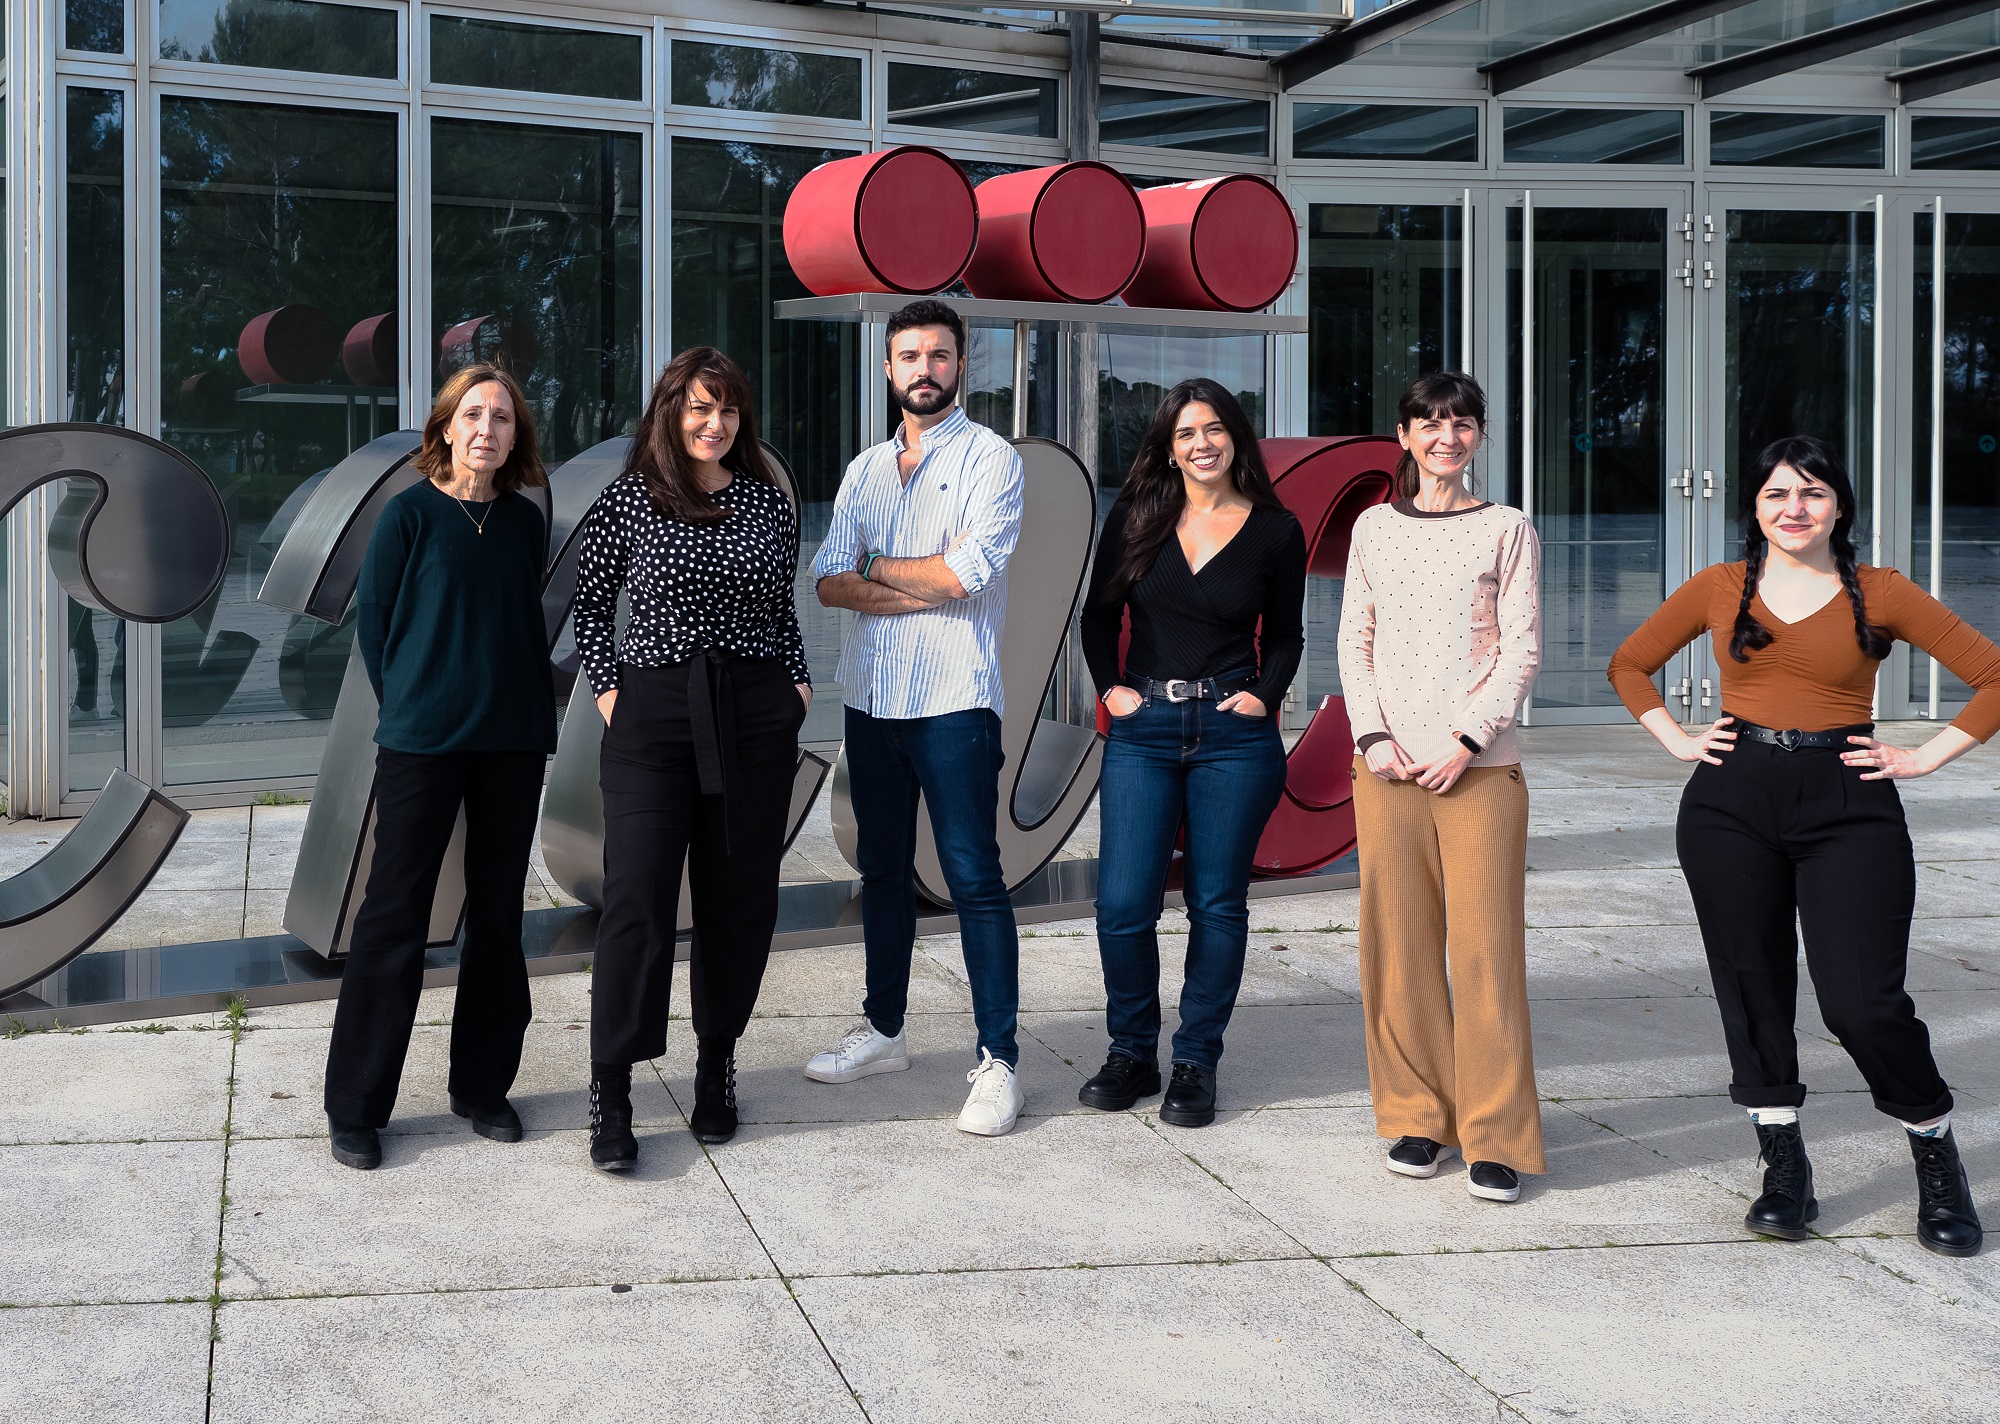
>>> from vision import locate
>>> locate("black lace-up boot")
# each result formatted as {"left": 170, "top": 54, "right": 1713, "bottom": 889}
{"left": 690, "top": 1038, "right": 739, "bottom": 1145}
{"left": 1744, "top": 1121, "right": 1817, "bottom": 1241}
{"left": 589, "top": 1062, "right": 637, "bottom": 1172}
{"left": 1909, "top": 1129, "right": 1983, "bottom": 1258}
{"left": 1159, "top": 1062, "right": 1217, "bottom": 1128}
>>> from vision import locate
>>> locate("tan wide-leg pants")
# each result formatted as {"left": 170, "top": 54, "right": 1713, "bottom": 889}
{"left": 1351, "top": 758, "right": 1545, "bottom": 1173}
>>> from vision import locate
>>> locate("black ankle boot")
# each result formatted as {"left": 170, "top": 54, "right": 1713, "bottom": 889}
{"left": 1910, "top": 1128, "right": 1984, "bottom": 1257}
{"left": 690, "top": 1038, "right": 739, "bottom": 1145}
{"left": 1158, "top": 1063, "right": 1217, "bottom": 1128}
{"left": 589, "top": 1063, "right": 637, "bottom": 1172}
{"left": 1744, "top": 1121, "right": 1817, "bottom": 1241}
{"left": 1077, "top": 1053, "right": 1161, "bottom": 1112}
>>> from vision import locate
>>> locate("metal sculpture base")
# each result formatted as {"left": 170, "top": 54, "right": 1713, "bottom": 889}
{"left": 0, "top": 853, "right": 1357, "bottom": 1030}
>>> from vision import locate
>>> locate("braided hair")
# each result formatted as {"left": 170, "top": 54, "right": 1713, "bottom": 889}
{"left": 1730, "top": 434, "right": 1891, "bottom": 664}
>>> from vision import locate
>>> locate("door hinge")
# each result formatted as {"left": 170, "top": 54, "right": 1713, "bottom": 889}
{"left": 1703, "top": 214, "right": 1715, "bottom": 242}
{"left": 1700, "top": 677, "right": 1714, "bottom": 709}
{"left": 1702, "top": 260, "right": 1715, "bottom": 289}
{"left": 1679, "top": 259, "right": 1694, "bottom": 288}
{"left": 1680, "top": 213, "right": 1694, "bottom": 241}
{"left": 1701, "top": 469, "right": 1716, "bottom": 498}
{"left": 1673, "top": 675, "right": 1692, "bottom": 708}
{"left": 1673, "top": 468, "right": 1693, "bottom": 496}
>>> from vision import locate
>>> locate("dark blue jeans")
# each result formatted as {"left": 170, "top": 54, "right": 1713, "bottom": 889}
{"left": 845, "top": 705, "right": 1019, "bottom": 1066}
{"left": 1095, "top": 696, "right": 1288, "bottom": 1071}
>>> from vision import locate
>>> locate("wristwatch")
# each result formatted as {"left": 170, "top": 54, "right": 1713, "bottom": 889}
{"left": 1454, "top": 732, "right": 1484, "bottom": 756}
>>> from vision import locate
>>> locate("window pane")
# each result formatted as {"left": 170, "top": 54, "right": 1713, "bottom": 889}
{"left": 1711, "top": 111, "right": 1884, "bottom": 168}
{"left": 671, "top": 40, "right": 861, "bottom": 120}
{"left": 67, "top": 89, "right": 128, "bottom": 793}
{"left": 159, "top": 97, "right": 399, "bottom": 786}
{"left": 1502, "top": 107, "right": 1683, "bottom": 165}
{"left": 1101, "top": 85, "right": 1269, "bottom": 156}
{"left": 431, "top": 16, "right": 642, "bottom": 103}
{"left": 158, "top": 0, "right": 397, "bottom": 80}
{"left": 66, "top": 0, "right": 124, "bottom": 53}
{"left": 1912, "top": 115, "right": 2000, "bottom": 171}
{"left": 672, "top": 137, "right": 859, "bottom": 742}
{"left": 432, "top": 119, "right": 642, "bottom": 465}
{"left": 1294, "top": 103, "right": 1477, "bottom": 162}
{"left": 887, "top": 63, "right": 1057, "bottom": 138}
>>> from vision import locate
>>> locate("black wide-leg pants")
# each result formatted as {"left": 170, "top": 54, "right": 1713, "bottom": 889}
{"left": 323, "top": 747, "right": 547, "bottom": 1127}
{"left": 1676, "top": 730, "right": 1953, "bottom": 1122}
{"left": 589, "top": 657, "right": 802, "bottom": 1067}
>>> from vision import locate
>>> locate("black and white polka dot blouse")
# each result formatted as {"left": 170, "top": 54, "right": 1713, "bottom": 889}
{"left": 572, "top": 471, "right": 811, "bottom": 696}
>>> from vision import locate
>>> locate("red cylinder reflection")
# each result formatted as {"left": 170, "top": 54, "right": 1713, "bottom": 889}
{"left": 963, "top": 162, "right": 1144, "bottom": 304}
{"left": 238, "top": 305, "right": 339, "bottom": 385}
{"left": 437, "top": 314, "right": 539, "bottom": 381}
{"left": 342, "top": 313, "right": 397, "bottom": 388}
{"left": 1122, "top": 176, "right": 1298, "bottom": 312}
{"left": 782, "top": 146, "right": 978, "bottom": 297}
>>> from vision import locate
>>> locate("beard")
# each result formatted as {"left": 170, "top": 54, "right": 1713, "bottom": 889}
{"left": 893, "top": 371, "right": 958, "bottom": 416}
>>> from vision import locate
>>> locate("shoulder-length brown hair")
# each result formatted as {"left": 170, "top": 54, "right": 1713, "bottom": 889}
{"left": 627, "top": 346, "right": 776, "bottom": 523}
{"left": 416, "top": 363, "right": 547, "bottom": 493}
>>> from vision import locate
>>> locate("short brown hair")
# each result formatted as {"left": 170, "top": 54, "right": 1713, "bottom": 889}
{"left": 416, "top": 363, "right": 547, "bottom": 492}
{"left": 627, "top": 346, "right": 775, "bottom": 524}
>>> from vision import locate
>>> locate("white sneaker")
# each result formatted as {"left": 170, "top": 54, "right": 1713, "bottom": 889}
{"left": 804, "top": 1022, "right": 910, "bottom": 1084}
{"left": 956, "top": 1050, "right": 1023, "bottom": 1137}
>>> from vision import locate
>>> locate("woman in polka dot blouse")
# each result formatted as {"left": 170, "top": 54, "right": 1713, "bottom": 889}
{"left": 570, "top": 347, "right": 811, "bottom": 1171}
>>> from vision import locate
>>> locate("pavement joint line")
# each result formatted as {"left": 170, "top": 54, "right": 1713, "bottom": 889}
{"left": 203, "top": 997, "right": 247, "bottom": 1424}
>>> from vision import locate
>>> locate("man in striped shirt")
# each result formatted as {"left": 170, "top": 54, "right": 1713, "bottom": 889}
{"left": 804, "top": 299, "right": 1029, "bottom": 1137}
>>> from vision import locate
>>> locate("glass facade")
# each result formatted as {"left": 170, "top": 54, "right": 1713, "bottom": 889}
{"left": 671, "top": 40, "right": 860, "bottom": 120}
{"left": 1100, "top": 86, "right": 1269, "bottom": 156}
{"left": 1294, "top": 103, "right": 1477, "bottom": 163}
{"left": 887, "top": 63, "right": 1058, "bottom": 138}
{"left": 1710, "top": 111, "right": 1886, "bottom": 169}
{"left": 1502, "top": 108, "right": 1683, "bottom": 166}
{"left": 157, "top": 0, "right": 399, "bottom": 78}
{"left": 433, "top": 16, "right": 642, "bottom": 101}
{"left": 67, "top": 0, "right": 125, "bottom": 54}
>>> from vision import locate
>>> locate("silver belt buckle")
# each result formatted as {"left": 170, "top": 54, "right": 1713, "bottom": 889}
{"left": 1164, "top": 679, "right": 1193, "bottom": 703}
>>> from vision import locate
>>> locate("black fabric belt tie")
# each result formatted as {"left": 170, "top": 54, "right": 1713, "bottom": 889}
{"left": 685, "top": 649, "right": 743, "bottom": 851}
{"left": 1728, "top": 715, "right": 1873, "bottom": 752}
{"left": 1130, "top": 667, "right": 1258, "bottom": 704}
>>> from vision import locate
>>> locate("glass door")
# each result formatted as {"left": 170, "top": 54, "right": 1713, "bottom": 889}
{"left": 1509, "top": 190, "right": 1692, "bottom": 722}
{"left": 1693, "top": 189, "right": 1881, "bottom": 721}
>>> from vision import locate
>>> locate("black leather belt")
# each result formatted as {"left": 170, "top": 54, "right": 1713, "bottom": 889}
{"left": 1129, "top": 668, "right": 1256, "bottom": 703}
{"left": 1729, "top": 715, "right": 1872, "bottom": 751}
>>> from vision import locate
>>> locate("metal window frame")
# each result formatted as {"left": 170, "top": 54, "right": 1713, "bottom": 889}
{"left": 1891, "top": 45, "right": 2000, "bottom": 103}
{"left": 1687, "top": 0, "right": 2000, "bottom": 101}
{"left": 879, "top": 50, "right": 1068, "bottom": 146}
{"left": 1275, "top": 0, "right": 1481, "bottom": 93}
{"left": 663, "top": 30, "right": 871, "bottom": 127}
{"left": 424, "top": 4, "right": 653, "bottom": 108}
{"left": 151, "top": 0, "right": 409, "bottom": 90}
{"left": 1479, "top": 1, "right": 1761, "bottom": 97}
{"left": 1285, "top": 96, "right": 1484, "bottom": 168}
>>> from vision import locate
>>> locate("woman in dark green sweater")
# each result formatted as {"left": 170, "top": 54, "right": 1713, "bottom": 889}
{"left": 322, "top": 362, "right": 558, "bottom": 1171}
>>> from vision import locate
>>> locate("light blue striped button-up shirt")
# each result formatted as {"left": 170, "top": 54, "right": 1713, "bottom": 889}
{"left": 811, "top": 405, "right": 1024, "bottom": 719}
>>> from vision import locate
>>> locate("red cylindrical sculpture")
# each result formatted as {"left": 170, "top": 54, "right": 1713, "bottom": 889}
{"left": 1122, "top": 176, "right": 1299, "bottom": 312}
{"left": 783, "top": 146, "right": 978, "bottom": 297}
{"left": 963, "top": 162, "right": 1145, "bottom": 304}
{"left": 437, "top": 314, "right": 539, "bottom": 381}
{"left": 237, "top": 305, "right": 339, "bottom": 385}
{"left": 341, "top": 312, "right": 397, "bottom": 388}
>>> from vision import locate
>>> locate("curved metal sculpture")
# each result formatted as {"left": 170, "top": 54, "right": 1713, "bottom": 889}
{"left": 539, "top": 440, "right": 834, "bottom": 918}
{"left": 1250, "top": 435, "right": 1399, "bottom": 875}
{"left": 831, "top": 437, "right": 1103, "bottom": 905}
{"left": 0, "top": 424, "right": 233, "bottom": 997}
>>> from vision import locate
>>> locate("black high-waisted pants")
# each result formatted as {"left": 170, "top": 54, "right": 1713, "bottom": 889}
{"left": 1676, "top": 726, "right": 1953, "bottom": 1122}
{"left": 589, "top": 656, "right": 803, "bottom": 1067}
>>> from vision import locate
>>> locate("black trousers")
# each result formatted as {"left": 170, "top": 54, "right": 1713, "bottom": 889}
{"left": 323, "top": 748, "right": 547, "bottom": 1127}
{"left": 590, "top": 657, "right": 803, "bottom": 1066}
{"left": 1676, "top": 730, "right": 1953, "bottom": 1122}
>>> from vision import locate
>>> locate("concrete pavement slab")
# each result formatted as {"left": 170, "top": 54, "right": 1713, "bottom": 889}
{"left": 91, "top": 889, "right": 247, "bottom": 950}
{"left": 1523, "top": 866, "right": 1699, "bottom": 928}
{"left": 711, "top": 1112, "right": 1301, "bottom": 1277}
{"left": 249, "top": 983, "right": 455, "bottom": 1031}
{"left": 245, "top": 803, "right": 309, "bottom": 890}
{"left": 755, "top": 940, "right": 975, "bottom": 1019}
{"left": 210, "top": 1280, "right": 859, "bottom": 1424}
{"left": 1529, "top": 991, "right": 1860, "bottom": 1102}
{"left": 0, "top": 1028, "right": 234, "bottom": 1143}
{"left": 939, "top": 928, "right": 1339, "bottom": 1015}
{"left": 0, "top": 1303, "right": 212, "bottom": 1424}
{"left": 0, "top": 1140, "right": 224, "bottom": 1305}
{"left": 793, "top": 1259, "right": 1501, "bottom": 1424}
{"left": 1339, "top": 1240, "right": 2000, "bottom": 1424}
{"left": 220, "top": 1129, "right": 771, "bottom": 1298}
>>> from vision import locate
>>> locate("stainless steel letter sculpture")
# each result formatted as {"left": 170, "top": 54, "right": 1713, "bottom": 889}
{"left": 0, "top": 424, "right": 230, "bottom": 997}
{"left": 829, "top": 436, "right": 1102, "bottom": 905}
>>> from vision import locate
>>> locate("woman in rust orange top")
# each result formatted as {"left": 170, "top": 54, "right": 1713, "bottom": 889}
{"left": 1608, "top": 434, "right": 1995, "bottom": 1260}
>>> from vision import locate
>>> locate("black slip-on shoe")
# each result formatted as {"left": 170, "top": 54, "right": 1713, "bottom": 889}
{"left": 690, "top": 1038, "right": 740, "bottom": 1145}
{"left": 1077, "top": 1053, "right": 1162, "bottom": 1112}
{"left": 1158, "top": 1063, "right": 1217, "bottom": 1128}
{"left": 450, "top": 1094, "right": 524, "bottom": 1144}
{"left": 328, "top": 1118, "right": 381, "bottom": 1171}
{"left": 1467, "top": 1161, "right": 1521, "bottom": 1202}
{"left": 1744, "top": 1121, "right": 1818, "bottom": 1241}
{"left": 589, "top": 1067, "right": 637, "bottom": 1172}
{"left": 1386, "top": 1136, "right": 1447, "bottom": 1179}
{"left": 1911, "top": 1129, "right": 1984, "bottom": 1258}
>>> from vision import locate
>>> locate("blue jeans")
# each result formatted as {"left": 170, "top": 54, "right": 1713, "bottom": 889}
{"left": 1095, "top": 696, "right": 1288, "bottom": 1070}
{"left": 845, "top": 705, "right": 1019, "bottom": 1066}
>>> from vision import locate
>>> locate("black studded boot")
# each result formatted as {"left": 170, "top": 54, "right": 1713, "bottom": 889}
{"left": 690, "top": 1038, "right": 739, "bottom": 1145}
{"left": 1909, "top": 1128, "right": 1983, "bottom": 1258}
{"left": 588, "top": 1062, "right": 637, "bottom": 1172}
{"left": 1744, "top": 1120, "right": 1817, "bottom": 1241}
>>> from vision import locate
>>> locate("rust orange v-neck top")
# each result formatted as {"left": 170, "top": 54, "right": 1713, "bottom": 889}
{"left": 1608, "top": 561, "right": 2000, "bottom": 740}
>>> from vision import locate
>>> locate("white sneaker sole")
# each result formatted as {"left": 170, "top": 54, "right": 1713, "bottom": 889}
{"left": 803, "top": 1054, "right": 910, "bottom": 1085}
{"left": 1386, "top": 1155, "right": 1442, "bottom": 1180}
{"left": 1467, "top": 1179, "right": 1521, "bottom": 1203}
{"left": 956, "top": 1107, "right": 1020, "bottom": 1137}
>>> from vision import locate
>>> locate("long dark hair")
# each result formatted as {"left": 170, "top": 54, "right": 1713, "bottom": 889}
{"left": 626, "top": 346, "right": 777, "bottom": 523}
{"left": 1394, "top": 371, "right": 1486, "bottom": 501}
{"left": 1730, "top": 434, "right": 1891, "bottom": 664}
{"left": 1103, "top": 378, "right": 1285, "bottom": 601}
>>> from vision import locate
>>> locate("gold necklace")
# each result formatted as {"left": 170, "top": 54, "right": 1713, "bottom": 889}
{"left": 439, "top": 480, "right": 494, "bottom": 534}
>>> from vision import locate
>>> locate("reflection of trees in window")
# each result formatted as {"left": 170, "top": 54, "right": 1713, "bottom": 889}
{"left": 886, "top": 64, "right": 1058, "bottom": 138}
{"left": 430, "top": 16, "right": 641, "bottom": 102}
{"left": 671, "top": 41, "right": 861, "bottom": 120}
{"left": 157, "top": 0, "right": 397, "bottom": 79}
{"left": 671, "top": 138, "right": 857, "bottom": 508}
{"left": 432, "top": 119, "right": 643, "bottom": 464}
{"left": 66, "top": 88, "right": 124, "bottom": 425}
{"left": 65, "top": 0, "right": 125, "bottom": 54}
